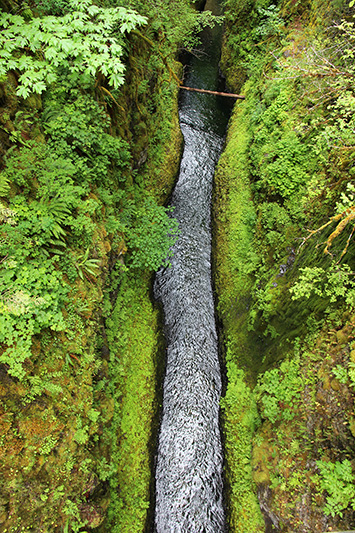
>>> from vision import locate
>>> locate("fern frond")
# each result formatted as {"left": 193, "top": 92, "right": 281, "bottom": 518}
{"left": 45, "top": 198, "right": 72, "bottom": 221}
{"left": 0, "top": 174, "right": 10, "bottom": 197}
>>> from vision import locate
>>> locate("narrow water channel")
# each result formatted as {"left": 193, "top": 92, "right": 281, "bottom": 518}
{"left": 153, "top": 1, "right": 231, "bottom": 531}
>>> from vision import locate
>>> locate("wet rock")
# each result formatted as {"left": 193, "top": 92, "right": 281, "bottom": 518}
{"left": 336, "top": 328, "right": 349, "bottom": 345}
{"left": 79, "top": 503, "right": 105, "bottom": 528}
{"left": 330, "top": 378, "right": 341, "bottom": 392}
{"left": 258, "top": 484, "right": 280, "bottom": 532}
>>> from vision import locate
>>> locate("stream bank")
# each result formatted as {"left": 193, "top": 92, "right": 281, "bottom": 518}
{"left": 0, "top": 3, "right": 184, "bottom": 531}
{"left": 214, "top": 0, "right": 355, "bottom": 530}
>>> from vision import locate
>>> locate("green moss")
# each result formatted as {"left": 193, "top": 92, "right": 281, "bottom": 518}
{"left": 104, "top": 274, "right": 160, "bottom": 532}
{"left": 221, "top": 365, "right": 264, "bottom": 531}
{"left": 216, "top": 0, "right": 355, "bottom": 529}
{"left": 213, "top": 96, "right": 261, "bottom": 379}
{"left": 0, "top": 3, "right": 183, "bottom": 531}
{"left": 213, "top": 81, "right": 266, "bottom": 533}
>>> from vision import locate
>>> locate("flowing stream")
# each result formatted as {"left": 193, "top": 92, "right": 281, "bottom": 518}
{"left": 153, "top": 1, "right": 231, "bottom": 531}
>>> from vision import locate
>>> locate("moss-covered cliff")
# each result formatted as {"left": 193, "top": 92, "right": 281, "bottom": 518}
{"left": 0, "top": 0, "right": 197, "bottom": 531}
{"left": 4, "top": 0, "right": 355, "bottom": 530}
{"left": 215, "top": 0, "right": 355, "bottom": 530}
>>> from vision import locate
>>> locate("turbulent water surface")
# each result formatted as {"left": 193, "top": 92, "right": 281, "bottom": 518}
{"left": 154, "top": 2, "right": 231, "bottom": 531}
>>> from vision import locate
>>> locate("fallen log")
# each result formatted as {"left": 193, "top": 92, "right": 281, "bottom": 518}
{"left": 179, "top": 85, "right": 245, "bottom": 99}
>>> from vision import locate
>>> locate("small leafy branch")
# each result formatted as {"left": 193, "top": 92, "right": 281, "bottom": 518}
{"left": 255, "top": 357, "right": 303, "bottom": 423}
{"left": 317, "top": 459, "right": 355, "bottom": 517}
{"left": 290, "top": 263, "right": 355, "bottom": 307}
{"left": 0, "top": 0, "right": 147, "bottom": 98}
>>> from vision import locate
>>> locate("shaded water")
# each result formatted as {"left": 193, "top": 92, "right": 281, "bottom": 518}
{"left": 154, "top": 1, "right": 231, "bottom": 531}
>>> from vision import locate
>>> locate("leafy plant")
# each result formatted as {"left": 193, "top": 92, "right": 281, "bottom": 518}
{"left": 255, "top": 357, "right": 303, "bottom": 423}
{"left": 251, "top": 4, "right": 284, "bottom": 40}
{"left": 125, "top": 195, "right": 178, "bottom": 271}
{"left": 0, "top": 174, "right": 10, "bottom": 197}
{"left": 0, "top": 254, "right": 67, "bottom": 379}
{"left": 332, "top": 364, "right": 348, "bottom": 384}
{"left": 0, "top": 0, "right": 147, "bottom": 98}
{"left": 74, "top": 248, "right": 101, "bottom": 280}
{"left": 290, "top": 263, "right": 355, "bottom": 308}
{"left": 42, "top": 91, "right": 131, "bottom": 186}
{"left": 317, "top": 459, "right": 355, "bottom": 517}
{"left": 336, "top": 183, "right": 355, "bottom": 214}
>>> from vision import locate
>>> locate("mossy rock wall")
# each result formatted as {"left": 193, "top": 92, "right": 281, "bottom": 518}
{"left": 215, "top": 0, "right": 355, "bottom": 530}
{"left": 0, "top": 9, "right": 183, "bottom": 533}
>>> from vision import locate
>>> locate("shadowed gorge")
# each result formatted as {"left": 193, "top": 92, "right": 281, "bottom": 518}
{"left": 153, "top": 2, "right": 231, "bottom": 530}
{"left": 2, "top": 0, "right": 355, "bottom": 531}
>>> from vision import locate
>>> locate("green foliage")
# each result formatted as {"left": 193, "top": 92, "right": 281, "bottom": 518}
{"left": 116, "top": 0, "right": 222, "bottom": 52}
{"left": 0, "top": 0, "right": 147, "bottom": 98}
{"left": 217, "top": 0, "right": 355, "bottom": 353}
{"left": 24, "top": 373, "right": 63, "bottom": 403}
{"left": 251, "top": 3, "right": 284, "bottom": 39}
{"left": 0, "top": 173, "right": 10, "bottom": 196}
{"left": 43, "top": 88, "right": 177, "bottom": 273}
{"left": 63, "top": 500, "right": 87, "bottom": 532}
{"left": 0, "top": 142, "right": 99, "bottom": 246}
{"left": 37, "top": 0, "right": 72, "bottom": 16}
{"left": 178, "top": 10, "right": 224, "bottom": 52}
{"left": 105, "top": 275, "right": 159, "bottom": 532}
{"left": 336, "top": 183, "right": 355, "bottom": 214}
{"left": 255, "top": 131, "right": 311, "bottom": 199}
{"left": 0, "top": 141, "right": 98, "bottom": 379}
{"left": 74, "top": 248, "right": 101, "bottom": 280}
{"left": 221, "top": 0, "right": 285, "bottom": 89}
{"left": 259, "top": 202, "right": 291, "bottom": 230}
{"left": 74, "top": 427, "right": 89, "bottom": 445}
{"left": 317, "top": 459, "right": 355, "bottom": 517}
{"left": 42, "top": 90, "right": 131, "bottom": 187}
{"left": 126, "top": 195, "right": 178, "bottom": 270}
{"left": 0, "top": 250, "right": 67, "bottom": 380}
{"left": 290, "top": 264, "right": 355, "bottom": 308}
{"left": 255, "top": 357, "right": 303, "bottom": 423}
{"left": 39, "top": 434, "right": 59, "bottom": 455}
{"left": 332, "top": 363, "right": 348, "bottom": 384}
{"left": 221, "top": 364, "right": 264, "bottom": 532}
{"left": 0, "top": 50, "right": 180, "bottom": 385}
{"left": 249, "top": 82, "right": 318, "bottom": 203}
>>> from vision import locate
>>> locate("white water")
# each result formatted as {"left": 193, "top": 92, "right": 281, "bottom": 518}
{"left": 154, "top": 4, "right": 230, "bottom": 531}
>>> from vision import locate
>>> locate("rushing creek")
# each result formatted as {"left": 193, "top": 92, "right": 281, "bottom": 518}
{"left": 153, "top": 1, "right": 232, "bottom": 531}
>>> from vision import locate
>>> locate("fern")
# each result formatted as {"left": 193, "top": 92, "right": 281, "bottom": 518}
{"left": 0, "top": 174, "right": 10, "bottom": 197}
{"left": 46, "top": 197, "right": 71, "bottom": 226}
{"left": 74, "top": 248, "right": 101, "bottom": 280}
